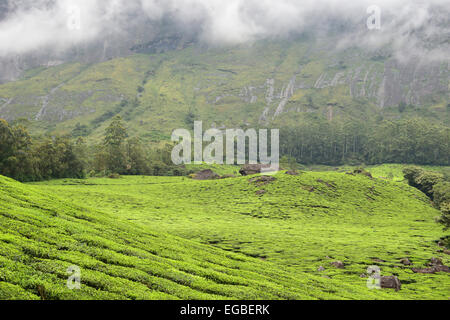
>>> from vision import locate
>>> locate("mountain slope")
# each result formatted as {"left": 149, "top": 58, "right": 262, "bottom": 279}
{"left": 30, "top": 171, "right": 450, "bottom": 300}
{"left": 0, "top": 38, "right": 448, "bottom": 141}
{"left": 1, "top": 173, "right": 409, "bottom": 300}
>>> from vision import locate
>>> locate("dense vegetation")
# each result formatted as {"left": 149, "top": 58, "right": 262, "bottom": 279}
{"left": 1, "top": 174, "right": 339, "bottom": 300}
{"left": 0, "top": 34, "right": 448, "bottom": 302}
{"left": 0, "top": 40, "right": 448, "bottom": 145}
{"left": 403, "top": 166, "right": 450, "bottom": 231}
{"left": 1, "top": 114, "right": 449, "bottom": 183}
{"left": 280, "top": 117, "right": 449, "bottom": 166}
{"left": 0, "top": 117, "right": 182, "bottom": 182}
{"left": 1, "top": 169, "right": 447, "bottom": 300}
{"left": 0, "top": 119, "right": 84, "bottom": 181}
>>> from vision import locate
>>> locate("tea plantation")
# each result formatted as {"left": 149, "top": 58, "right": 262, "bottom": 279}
{"left": 0, "top": 169, "right": 449, "bottom": 299}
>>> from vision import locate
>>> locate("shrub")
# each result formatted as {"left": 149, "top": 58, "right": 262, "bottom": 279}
{"left": 416, "top": 171, "right": 444, "bottom": 198}
{"left": 403, "top": 166, "right": 424, "bottom": 187}
{"left": 437, "top": 202, "right": 450, "bottom": 230}
{"left": 433, "top": 182, "right": 450, "bottom": 208}
{"left": 403, "top": 166, "right": 444, "bottom": 198}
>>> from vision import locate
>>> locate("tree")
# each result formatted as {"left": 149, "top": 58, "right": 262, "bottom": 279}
{"left": 433, "top": 182, "right": 450, "bottom": 209}
{"left": 438, "top": 202, "right": 450, "bottom": 230}
{"left": 126, "top": 137, "right": 150, "bottom": 175}
{"left": 185, "top": 108, "right": 196, "bottom": 129}
{"left": 0, "top": 120, "right": 37, "bottom": 181}
{"left": 280, "top": 155, "right": 298, "bottom": 171}
{"left": 0, "top": 119, "right": 14, "bottom": 164}
{"left": 104, "top": 116, "right": 128, "bottom": 173}
{"left": 6, "top": 124, "right": 35, "bottom": 181}
{"left": 72, "top": 123, "right": 90, "bottom": 137}
{"left": 34, "top": 136, "right": 85, "bottom": 180}
{"left": 403, "top": 166, "right": 444, "bottom": 198}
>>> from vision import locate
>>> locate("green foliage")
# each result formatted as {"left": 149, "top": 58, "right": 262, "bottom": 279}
{"left": 71, "top": 123, "right": 90, "bottom": 137}
{"left": 415, "top": 172, "right": 444, "bottom": 198}
{"left": 433, "top": 182, "right": 450, "bottom": 208}
{"left": 103, "top": 116, "right": 128, "bottom": 174}
{"left": 90, "top": 117, "right": 182, "bottom": 177}
{"left": 0, "top": 119, "right": 85, "bottom": 182}
{"left": 185, "top": 109, "right": 196, "bottom": 129}
{"left": 438, "top": 202, "right": 450, "bottom": 230}
{"left": 280, "top": 155, "right": 299, "bottom": 171}
{"left": 403, "top": 166, "right": 450, "bottom": 229}
{"left": 126, "top": 137, "right": 151, "bottom": 175}
{"left": 403, "top": 166, "right": 424, "bottom": 187}
{"left": 280, "top": 118, "right": 449, "bottom": 166}
{"left": 25, "top": 171, "right": 450, "bottom": 300}
{"left": 433, "top": 182, "right": 450, "bottom": 230}
{"left": 1, "top": 173, "right": 418, "bottom": 300}
{"left": 403, "top": 166, "right": 444, "bottom": 198}
{"left": 34, "top": 136, "right": 85, "bottom": 180}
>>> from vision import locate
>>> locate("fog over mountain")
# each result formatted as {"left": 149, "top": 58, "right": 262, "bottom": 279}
{"left": 0, "top": 0, "right": 448, "bottom": 75}
{"left": 0, "top": 7, "right": 448, "bottom": 136}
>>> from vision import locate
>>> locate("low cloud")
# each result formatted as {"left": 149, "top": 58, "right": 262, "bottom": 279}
{"left": 0, "top": 0, "right": 448, "bottom": 61}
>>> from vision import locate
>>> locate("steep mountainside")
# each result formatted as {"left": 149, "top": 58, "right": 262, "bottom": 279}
{"left": 0, "top": 38, "right": 448, "bottom": 141}
{"left": 0, "top": 1, "right": 448, "bottom": 140}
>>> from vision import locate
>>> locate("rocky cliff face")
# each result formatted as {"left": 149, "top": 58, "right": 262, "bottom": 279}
{"left": 0, "top": 1, "right": 448, "bottom": 134}
{"left": 0, "top": 0, "right": 196, "bottom": 83}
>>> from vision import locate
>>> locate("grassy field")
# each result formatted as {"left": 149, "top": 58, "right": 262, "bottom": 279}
{"left": 2, "top": 173, "right": 390, "bottom": 300}
{"left": 305, "top": 164, "right": 450, "bottom": 182}
{"left": 10, "top": 166, "right": 447, "bottom": 300}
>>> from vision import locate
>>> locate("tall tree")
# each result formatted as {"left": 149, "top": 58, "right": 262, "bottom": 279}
{"left": 104, "top": 116, "right": 128, "bottom": 173}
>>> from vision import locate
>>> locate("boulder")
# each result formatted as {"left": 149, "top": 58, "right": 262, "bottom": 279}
{"left": 412, "top": 267, "right": 437, "bottom": 274}
{"left": 285, "top": 170, "right": 299, "bottom": 176}
{"left": 428, "top": 257, "right": 443, "bottom": 266}
{"left": 331, "top": 261, "right": 345, "bottom": 269}
{"left": 380, "top": 276, "right": 401, "bottom": 291}
{"left": 412, "top": 265, "right": 450, "bottom": 274}
{"left": 239, "top": 164, "right": 276, "bottom": 176}
{"left": 193, "top": 169, "right": 220, "bottom": 180}
{"left": 317, "top": 266, "right": 325, "bottom": 272}
{"left": 434, "top": 265, "right": 450, "bottom": 273}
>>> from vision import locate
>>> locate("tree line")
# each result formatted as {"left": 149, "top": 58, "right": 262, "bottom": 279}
{"left": 279, "top": 117, "right": 449, "bottom": 166}
{"left": 0, "top": 117, "right": 180, "bottom": 182}
{"left": 0, "top": 116, "right": 449, "bottom": 182}
{"left": 0, "top": 119, "right": 84, "bottom": 181}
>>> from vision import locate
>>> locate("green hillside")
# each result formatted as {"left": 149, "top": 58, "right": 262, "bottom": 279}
{"left": 0, "top": 172, "right": 417, "bottom": 300}
{"left": 2, "top": 173, "right": 365, "bottom": 300}
{"left": 0, "top": 170, "right": 442, "bottom": 300}
{"left": 0, "top": 39, "right": 448, "bottom": 143}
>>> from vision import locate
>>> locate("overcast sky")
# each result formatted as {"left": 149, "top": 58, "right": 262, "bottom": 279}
{"left": 0, "top": 0, "right": 448, "bottom": 60}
